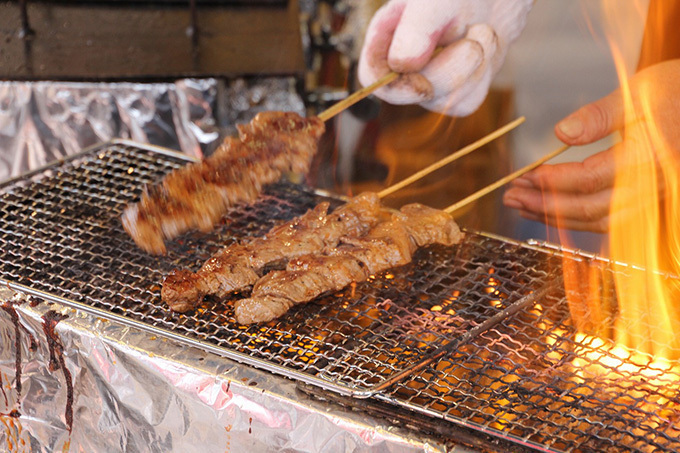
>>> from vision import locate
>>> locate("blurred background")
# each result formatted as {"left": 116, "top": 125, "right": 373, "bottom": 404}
{"left": 0, "top": 0, "right": 648, "bottom": 252}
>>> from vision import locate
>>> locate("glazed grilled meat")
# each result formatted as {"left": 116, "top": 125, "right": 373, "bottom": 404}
{"left": 122, "top": 111, "right": 325, "bottom": 254}
{"left": 162, "top": 192, "right": 387, "bottom": 312}
{"left": 235, "top": 254, "right": 369, "bottom": 325}
{"left": 234, "top": 203, "right": 463, "bottom": 324}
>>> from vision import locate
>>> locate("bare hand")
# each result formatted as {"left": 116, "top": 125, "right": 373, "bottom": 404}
{"left": 503, "top": 59, "right": 680, "bottom": 232}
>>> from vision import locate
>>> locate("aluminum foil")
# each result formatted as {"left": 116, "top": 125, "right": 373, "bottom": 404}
{"left": 221, "top": 78, "right": 306, "bottom": 137}
{"left": 0, "top": 77, "right": 305, "bottom": 182}
{"left": 0, "top": 287, "right": 457, "bottom": 453}
{"left": 0, "top": 79, "right": 214, "bottom": 181}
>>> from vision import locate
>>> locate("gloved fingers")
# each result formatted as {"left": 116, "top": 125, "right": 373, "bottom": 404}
{"left": 357, "top": 0, "right": 533, "bottom": 114}
{"left": 388, "top": 1, "right": 485, "bottom": 73}
{"left": 419, "top": 38, "right": 484, "bottom": 100}
{"left": 358, "top": 0, "right": 408, "bottom": 90}
{"left": 452, "top": 72, "right": 494, "bottom": 116}
{"left": 379, "top": 73, "right": 435, "bottom": 104}
{"left": 420, "top": 23, "right": 498, "bottom": 116}
{"left": 358, "top": 0, "right": 434, "bottom": 105}
{"left": 421, "top": 64, "right": 493, "bottom": 117}
{"left": 488, "top": 0, "right": 535, "bottom": 46}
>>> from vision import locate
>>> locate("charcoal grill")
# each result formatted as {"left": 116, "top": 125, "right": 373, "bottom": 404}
{"left": 1, "top": 141, "right": 679, "bottom": 452}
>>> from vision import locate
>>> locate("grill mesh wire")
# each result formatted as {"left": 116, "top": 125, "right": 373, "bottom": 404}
{"left": 1, "top": 142, "right": 679, "bottom": 452}
{"left": 383, "top": 287, "right": 680, "bottom": 452}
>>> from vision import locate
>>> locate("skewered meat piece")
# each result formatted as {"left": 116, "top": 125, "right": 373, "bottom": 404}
{"left": 122, "top": 111, "right": 325, "bottom": 255}
{"left": 162, "top": 192, "right": 387, "bottom": 313}
{"left": 235, "top": 254, "right": 370, "bottom": 325}
{"left": 234, "top": 203, "right": 463, "bottom": 324}
{"left": 234, "top": 220, "right": 413, "bottom": 324}
{"left": 162, "top": 202, "right": 328, "bottom": 313}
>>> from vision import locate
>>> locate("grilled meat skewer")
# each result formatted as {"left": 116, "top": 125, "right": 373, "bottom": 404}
{"left": 162, "top": 192, "right": 388, "bottom": 313}
{"left": 122, "top": 111, "right": 325, "bottom": 255}
{"left": 234, "top": 203, "right": 463, "bottom": 324}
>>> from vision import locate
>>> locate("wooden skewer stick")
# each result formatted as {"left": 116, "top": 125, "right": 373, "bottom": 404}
{"left": 318, "top": 48, "right": 449, "bottom": 122}
{"left": 317, "top": 49, "right": 451, "bottom": 122}
{"left": 378, "top": 116, "right": 526, "bottom": 199}
{"left": 444, "top": 143, "right": 571, "bottom": 215}
{"left": 317, "top": 72, "right": 399, "bottom": 122}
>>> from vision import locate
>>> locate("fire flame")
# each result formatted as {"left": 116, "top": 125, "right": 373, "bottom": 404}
{"left": 604, "top": 1, "right": 680, "bottom": 359}
{"left": 560, "top": 2, "right": 680, "bottom": 360}
{"left": 543, "top": 327, "right": 680, "bottom": 430}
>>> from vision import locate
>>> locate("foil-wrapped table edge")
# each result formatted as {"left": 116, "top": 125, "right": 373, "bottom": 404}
{"left": 0, "top": 287, "right": 475, "bottom": 452}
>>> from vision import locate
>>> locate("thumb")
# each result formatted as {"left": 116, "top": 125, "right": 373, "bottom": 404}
{"left": 555, "top": 89, "right": 626, "bottom": 146}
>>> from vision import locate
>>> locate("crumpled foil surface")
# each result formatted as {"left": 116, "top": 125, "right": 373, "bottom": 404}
{"left": 0, "top": 77, "right": 305, "bottom": 182}
{"left": 0, "top": 287, "right": 450, "bottom": 453}
{"left": 0, "top": 79, "right": 215, "bottom": 181}
{"left": 221, "top": 78, "right": 306, "bottom": 137}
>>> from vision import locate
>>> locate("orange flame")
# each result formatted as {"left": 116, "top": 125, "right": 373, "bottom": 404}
{"left": 543, "top": 328, "right": 680, "bottom": 419}
{"left": 605, "top": 1, "right": 680, "bottom": 358}
{"left": 561, "top": 2, "right": 680, "bottom": 359}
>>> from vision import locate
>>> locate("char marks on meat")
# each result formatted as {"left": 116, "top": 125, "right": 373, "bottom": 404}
{"left": 122, "top": 112, "right": 325, "bottom": 255}
{"left": 162, "top": 192, "right": 386, "bottom": 313}
{"left": 234, "top": 203, "right": 463, "bottom": 324}
{"left": 235, "top": 255, "right": 369, "bottom": 325}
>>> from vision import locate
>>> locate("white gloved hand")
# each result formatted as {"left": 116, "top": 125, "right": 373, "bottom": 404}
{"left": 358, "top": 0, "right": 533, "bottom": 117}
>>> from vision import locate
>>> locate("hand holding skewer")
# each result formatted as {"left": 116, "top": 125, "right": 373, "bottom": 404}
{"left": 317, "top": 72, "right": 528, "bottom": 202}
{"left": 317, "top": 66, "right": 571, "bottom": 219}
{"left": 445, "top": 144, "right": 571, "bottom": 215}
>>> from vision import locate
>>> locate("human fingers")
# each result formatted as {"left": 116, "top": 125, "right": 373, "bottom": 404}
{"left": 554, "top": 90, "right": 626, "bottom": 146}
{"left": 513, "top": 146, "right": 619, "bottom": 195}
{"left": 516, "top": 209, "right": 611, "bottom": 233}
{"left": 420, "top": 24, "right": 496, "bottom": 116}
{"left": 515, "top": 186, "right": 642, "bottom": 233}
{"left": 503, "top": 184, "right": 613, "bottom": 232}
{"left": 358, "top": 0, "right": 434, "bottom": 104}
{"left": 388, "top": 1, "right": 484, "bottom": 73}
{"left": 358, "top": 0, "right": 406, "bottom": 83}
{"left": 503, "top": 146, "right": 619, "bottom": 233}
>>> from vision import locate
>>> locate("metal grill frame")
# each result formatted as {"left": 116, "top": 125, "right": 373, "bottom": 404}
{"left": 0, "top": 140, "right": 562, "bottom": 397}
{"left": 370, "top": 243, "right": 680, "bottom": 453}
{"left": 0, "top": 140, "right": 370, "bottom": 396}
{"left": 2, "top": 140, "right": 680, "bottom": 453}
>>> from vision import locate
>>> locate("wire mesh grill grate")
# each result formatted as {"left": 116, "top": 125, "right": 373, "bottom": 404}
{"left": 381, "top": 256, "right": 680, "bottom": 452}
{"left": 1, "top": 142, "right": 679, "bottom": 452}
